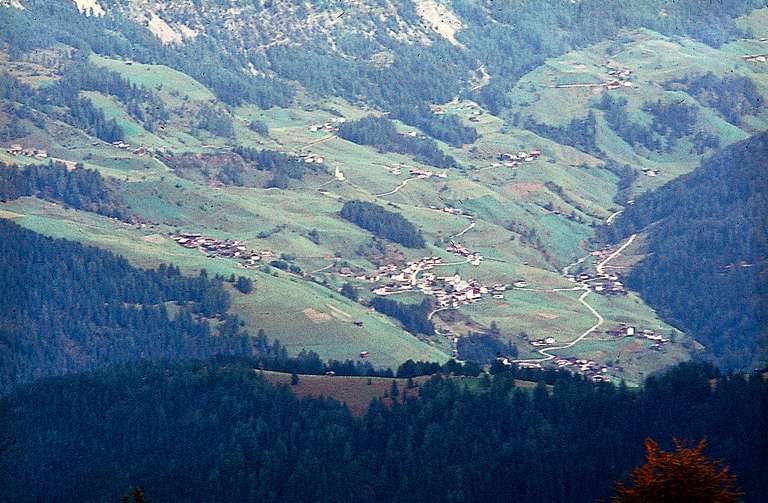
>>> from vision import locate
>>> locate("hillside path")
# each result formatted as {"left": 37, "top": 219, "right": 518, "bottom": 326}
{"left": 375, "top": 177, "right": 419, "bottom": 197}
{"left": 512, "top": 233, "right": 637, "bottom": 363}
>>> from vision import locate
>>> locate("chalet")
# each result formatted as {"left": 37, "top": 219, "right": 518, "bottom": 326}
{"left": 409, "top": 168, "right": 433, "bottom": 178}
{"left": 7, "top": 144, "right": 22, "bottom": 155}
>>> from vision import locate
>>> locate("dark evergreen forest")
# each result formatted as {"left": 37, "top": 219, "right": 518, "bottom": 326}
{"left": 338, "top": 116, "right": 458, "bottom": 169}
{"left": 0, "top": 219, "right": 253, "bottom": 392}
{"left": 0, "top": 358, "right": 764, "bottom": 502}
{"left": 340, "top": 200, "right": 426, "bottom": 248}
{"left": 604, "top": 133, "right": 768, "bottom": 369}
{"left": 0, "top": 70, "right": 124, "bottom": 142}
{"left": 369, "top": 297, "right": 435, "bottom": 336}
{"left": 668, "top": 72, "right": 763, "bottom": 126}
{"left": 0, "top": 160, "right": 128, "bottom": 219}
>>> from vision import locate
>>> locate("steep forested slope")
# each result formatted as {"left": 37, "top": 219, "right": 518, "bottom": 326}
{"left": 0, "top": 359, "right": 765, "bottom": 502}
{"left": 0, "top": 220, "right": 255, "bottom": 392}
{"left": 605, "top": 133, "right": 768, "bottom": 369}
{"left": 1, "top": 0, "right": 762, "bottom": 122}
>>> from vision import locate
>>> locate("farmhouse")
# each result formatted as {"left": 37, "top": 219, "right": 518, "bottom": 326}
{"left": 10, "top": 146, "right": 49, "bottom": 159}
{"left": 308, "top": 117, "right": 345, "bottom": 133}
{"left": 6, "top": 144, "right": 22, "bottom": 156}
{"left": 498, "top": 149, "right": 541, "bottom": 165}
{"left": 169, "top": 232, "right": 264, "bottom": 266}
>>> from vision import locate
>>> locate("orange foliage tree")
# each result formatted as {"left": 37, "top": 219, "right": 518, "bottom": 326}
{"left": 613, "top": 438, "right": 742, "bottom": 503}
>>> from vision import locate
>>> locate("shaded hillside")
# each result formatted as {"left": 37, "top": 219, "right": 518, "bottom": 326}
{"left": 605, "top": 133, "right": 768, "bottom": 369}
{"left": 0, "top": 359, "right": 765, "bottom": 502}
{"left": 0, "top": 161, "right": 128, "bottom": 220}
{"left": 0, "top": 219, "right": 255, "bottom": 392}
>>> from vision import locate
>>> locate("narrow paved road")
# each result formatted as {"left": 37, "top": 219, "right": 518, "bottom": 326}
{"left": 300, "top": 134, "right": 335, "bottom": 152}
{"left": 512, "top": 233, "right": 637, "bottom": 363}
{"left": 606, "top": 210, "right": 623, "bottom": 225}
{"left": 596, "top": 233, "right": 636, "bottom": 275}
{"left": 450, "top": 219, "right": 476, "bottom": 239}
{"left": 375, "top": 177, "right": 418, "bottom": 197}
{"left": 309, "top": 263, "right": 334, "bottom": 275}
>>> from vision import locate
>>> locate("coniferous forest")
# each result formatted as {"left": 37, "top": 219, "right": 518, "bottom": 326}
{"left": 604, "top": 132, "right": 768, "bottom": 369}
{"left": 0, "top": 358, "right": 765, "bottom": 502}
{"left": 0, "top": 161, "right": 128, "bottom": 219}
{"left": 340, "top": 200, "right": 426, "bottom": 248}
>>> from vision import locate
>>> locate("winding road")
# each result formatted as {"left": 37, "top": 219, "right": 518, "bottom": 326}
{"left": 450, "top": 218, "right": 476, "bottom": 239}
{"left": 309, "top": 263, "right": 335, "bottom": 275}
{"left": 606, "top": 210, "right": 623, "bottom": 225}
{"left": 512, "top": 233, "right": 637, "bottom": 363}
{"left": 374, "top": 177, "right": 419, "bottom": 197}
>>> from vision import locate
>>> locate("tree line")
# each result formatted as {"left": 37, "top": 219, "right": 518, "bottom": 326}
{"left": 56, "top": 57, "right": 169, "bottom": 133}
{"left": 0, "top": 70, "right": 123, "bottom": 142}
{"left": 0, "top": 160, "right": 128, "bottom": 220}
{"left": 369, "top": 297, "right": 435, "bottom": 336}
{"left": 0, "top": 358, "right": 764, "bottom": 502}
{"left": 340, "top": 200, "right": 425, "bottom": 248}
{"left": 668, "top": 72, "right": 763, "bottom": 126}
{"left": 338, "top": 116, "right": 458, "bottom": 169}
{"left": 233, "top": 146, "right": 325, "bottom": 188}
{"left": 603, "top": 132, "right": 768, "bottom": 369}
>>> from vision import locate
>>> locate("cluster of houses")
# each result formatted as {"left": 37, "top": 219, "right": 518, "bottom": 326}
{"left": 308, "top": 117, "right": 346, "bottom": 133}
{"left": 604, "top": 65, "right": 634, "bottom": 90}
{"left": 5, "top": 144, "right": 48, "bottom": 159}
{"left": 489, "top": 149, "right": 542, "bottom": 169}
{"left": 566, "top": 270, "right": 627, "bottom": 296}
{"left": 468, "top": 109, "right": 484, "bottom": 123}
{"left": 641, "top": 167, "right": 661, "bottom": 177}
{"left": 562, "top": 247, "right": 627, "bottom": 296}
{"left": 605, "top": 323, "right": 670, "bottom": 350}
{"left": 530, "top": 336, "right": 556, "bottom": 347}
{"left": 297, "top": 152, "right": 325, "bottom": 164}
{"left": 382, "top": 165, "right": 447, "bottom": 178}
{"left": 169, "top": 232, "right": 270, "bottom": 267}
{"left": 743, "top": 53, "right": 768, "bottom": 63}
{"left": 110, "top": 140, "right": 147, "bottom": 156}
{"left": 562, "top": 358, "right": 611, "bottom": 382}
{"left": 368, "top": 256, "right": 502, "bottom": 309}
{"left": 446, "top": 241, "right": 482, "bottom": 266}
{"left": 495, "top": 356, "right": 610, "bottom": 382}
{"left": 589, "top": 275, "right": 627, "bottom": 296}
{"left": 409, "top": 167, "right": 447, "bottom": 179}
